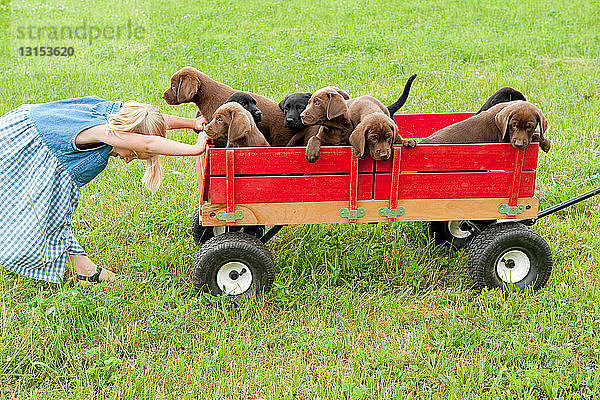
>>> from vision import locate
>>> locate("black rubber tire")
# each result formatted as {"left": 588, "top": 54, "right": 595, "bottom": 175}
{"left": 467, "top": 222, "right": 553, "bottom": 292}
{"left": 192, "top": 232, "right": 275, "bottom": 301}
{"left": 423, "top": 220, "right": 482, "bottom": 249}
{"left": 191, "top": 207, "right": 265, "bottom": 245}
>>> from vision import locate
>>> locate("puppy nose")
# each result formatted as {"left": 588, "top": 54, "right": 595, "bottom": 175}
{"left": 286, "top": 117, "right": 294, "bottom": 122}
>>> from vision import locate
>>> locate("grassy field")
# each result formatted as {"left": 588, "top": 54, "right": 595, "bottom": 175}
{"left": 1, "top": 0, "right": 600, "bottom": 398}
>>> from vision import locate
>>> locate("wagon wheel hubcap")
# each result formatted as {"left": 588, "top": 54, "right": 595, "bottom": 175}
{"left": 448, "top": 221, "right": 471, "bottom": 239}
{"left": 496, "top": 250, "right": 530, "bottom": 283}
{"left": 216, "top": 262, "right": 253, "bottom": 295}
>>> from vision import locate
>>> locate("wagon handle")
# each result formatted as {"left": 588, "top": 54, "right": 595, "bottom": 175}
{"left": 514, "top": 185, "right": 600, "bottom": 225}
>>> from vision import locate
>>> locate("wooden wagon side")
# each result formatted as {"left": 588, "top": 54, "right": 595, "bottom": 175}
{"left": 196, "top": 113, "right": 539, "bottom": 227}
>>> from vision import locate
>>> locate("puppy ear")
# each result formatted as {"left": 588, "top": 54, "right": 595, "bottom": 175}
{"left": 535, "top": 108, "right": 548, "bottom": 135}
{"left": 329, "top": 87, "right": 350, "bottom": 100}
{"left": 390, "top": 121, "right": 400, "bottom": 143}
{"left": 326, "top": 92, "right": 347, "bottom": 120}
{"left": 176, "top": 74, "right": 199, "bottom": 103}
{"left": 534, "top": 107, "right": 550, "bottom": 152}
{"left": 349, "top": 123, "right": 367, "bottom": 158}
{"left": 228, "top": 109, "right": 252, "bottom": 143}
{"left": 278, "top": 95, "right": 289, "bottom": 111}
{"left": 494, "top": 106, "right": 514, "bottom": 142}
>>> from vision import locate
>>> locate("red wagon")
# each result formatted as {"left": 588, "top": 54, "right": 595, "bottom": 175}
{"left": 191, "top": 112, "right": 552, "bottom": 300}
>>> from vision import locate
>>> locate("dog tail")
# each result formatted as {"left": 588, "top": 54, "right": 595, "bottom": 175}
{"left": 387, "top": 74, "right": 417, "bottom": 116}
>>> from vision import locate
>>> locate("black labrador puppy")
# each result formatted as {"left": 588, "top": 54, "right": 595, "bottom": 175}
{"left": 477, "top": 87, "right": 526, "bottom": 114}
{"left": 225, "top": 91, "right": 263, "bottom": 124}
{"left": 280, "top": 74, "right": 417, "bottom": 146}
{"left": 195, "top": 91, "right": 263, "bottom": 147}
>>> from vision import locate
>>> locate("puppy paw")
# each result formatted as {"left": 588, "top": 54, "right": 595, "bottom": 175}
{"left": 305, "top": 150, "right": 320, "bottom": 163}
{"left": 401, "top": 139, "right": 417, "bottom": 148}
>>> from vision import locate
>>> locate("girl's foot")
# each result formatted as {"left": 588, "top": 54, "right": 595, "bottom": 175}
{"left": 68, "top": 254, "right": 117, "bottom": 286}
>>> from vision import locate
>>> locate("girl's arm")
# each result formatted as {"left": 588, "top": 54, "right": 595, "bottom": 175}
{"left": 163, "top": 114, "right": 208, "bottom": 131}
{"left": 79, "top": 124, "right": 208, "bottom": 156}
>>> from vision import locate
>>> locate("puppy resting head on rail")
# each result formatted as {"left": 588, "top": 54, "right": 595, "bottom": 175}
{"left": 348, "top": 113, "right": 416, "bottom": 161}
{"left": 420, "top": 101, "right": 550, "bottom": 152}
{"left": 205, "top": 102, "right": 270, "bottom": 148}
{"left": 496, "top": 101, "right": 550, "bottom": 151}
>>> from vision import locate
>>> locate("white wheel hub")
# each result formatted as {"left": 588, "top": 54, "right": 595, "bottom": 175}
{"left": 496, "top": 250, "right": 530, "bottom": 283}
{"left": 216, "top": 262, "right": 253, "bottom": 295}
{"left": 448, "top": 221, "right": 472, "bottom": 239}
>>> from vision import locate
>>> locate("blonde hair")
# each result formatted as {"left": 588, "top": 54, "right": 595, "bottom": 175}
{"left": 107, "top": 101, "right": 166, "bottom": 193}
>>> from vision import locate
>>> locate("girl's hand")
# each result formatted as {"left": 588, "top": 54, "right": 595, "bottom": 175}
{"left": 196, "top": 132, "right": 208, "bottom": 153}
{"left": 194, "top": 115, "right": 208, "bottom": 132}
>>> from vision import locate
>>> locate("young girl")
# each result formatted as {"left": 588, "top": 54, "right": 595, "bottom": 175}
{"left": 0, "top": 96, "right": 207, "bottom": 285}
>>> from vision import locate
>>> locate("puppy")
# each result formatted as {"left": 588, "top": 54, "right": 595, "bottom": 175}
{"left": 278, "top": 92, "right": 319, "bottom": 146}
{"left": 205, "top": 103, "right": 270, "bottom": 148}
{"left": 281, "top": 74, "right": 416, "bottom": 146}
{"left": 299, "top": 86, "right": 354, "bottom": 162}
{"left": 163, "top": 67, "right": 292, "bottom": 146}
{"left": 477, "top": 87, "right": 526, "bottom": 114}
{"left": 193, "top": 91, "right": 263, "bottom": 147}
{"left": 419, "top": 100, "right": 551, "bottom": 152}
{"left": 349, "top": 113, "right": 416, "bottom": 161}
{"left": 226, "top": 92, "right": 262, "bottom": 124}
{"left": 300, "top": 87, "right": 415, "bottom": 162}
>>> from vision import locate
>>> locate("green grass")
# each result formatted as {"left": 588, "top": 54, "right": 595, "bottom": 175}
{"left": 1, "top": 0, "right": 600, "bottom": 398}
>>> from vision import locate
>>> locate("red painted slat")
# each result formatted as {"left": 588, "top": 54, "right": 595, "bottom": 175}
{"left": 210, "top": 146, "right": 374, "bottom": 175}
{"left": 394, "top": 113, "right": 474, "bottom": 139}
{"left": 349, "top": 151, "right": 359, "bottom": 221}
{"left": 388, "top": 147, "right": 402, "bottom": 222}
{"left": 226, "top": 150, "right": 235, "bottom": 217}
{"left": 373, "top": 171, "right": 536, "bottom": 200}
{"left": 509, "top": 149, "right": 525, "bottom": 206}
{"left": 376, "top": 143, "right": 539, "bottom": 172}
{"left": 210, "top": 174, "right": 374, "bottom": 204}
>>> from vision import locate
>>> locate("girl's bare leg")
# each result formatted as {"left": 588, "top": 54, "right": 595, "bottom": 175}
{"left": 68, "top": 254, "right": 117, "bottom": 285}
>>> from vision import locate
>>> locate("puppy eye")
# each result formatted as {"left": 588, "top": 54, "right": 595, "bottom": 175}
{"left": 314, "top": 99, "right": 320, "bottom": 106}
{"left": 216, "top": 116, "right": 223, "bottom": 122}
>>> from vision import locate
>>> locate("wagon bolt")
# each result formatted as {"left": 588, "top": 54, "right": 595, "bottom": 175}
{"left": 501, "top": 258, "right": 515, "bottom": 269}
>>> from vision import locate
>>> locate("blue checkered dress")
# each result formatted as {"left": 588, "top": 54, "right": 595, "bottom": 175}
{"left": 0, "top": 98, "right": 118, "bottom": 283}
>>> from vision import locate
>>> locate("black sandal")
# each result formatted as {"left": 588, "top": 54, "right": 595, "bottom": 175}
{"left": 77, "top": 266, "right": 104, "bottom": 284}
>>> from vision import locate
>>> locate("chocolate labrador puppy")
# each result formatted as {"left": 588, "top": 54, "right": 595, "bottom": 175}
{"left": 349, "top": 113, "right": 416, "bottom": 161}
{"left": 193, "top": 91, "right": 263, "bottom": 147}
{"left": 163, "top": 67, "right": 293, "bottom": 146}
{"left": 477, "top": 87, "right": 526, "bottom": 114}
{"left": 205, "top": 102, "right": 270, "bottom": 148}
{"left": 299, "top": 86, "right": 354, "bottom": 162}
{"left": 419, "top": 100, "right": 551, "bottom": 152}
{"left": 300, "top": 87, "right": 415, "bottom": 162}
{"left": 281, "top": 74, "right": 417, "bottom": 146}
